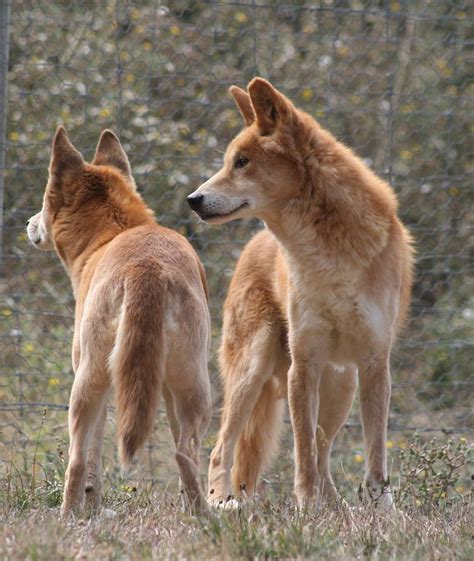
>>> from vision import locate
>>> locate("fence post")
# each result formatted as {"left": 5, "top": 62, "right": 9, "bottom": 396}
{"left": 0, "top": 0, "right": 11, "bottom": 275}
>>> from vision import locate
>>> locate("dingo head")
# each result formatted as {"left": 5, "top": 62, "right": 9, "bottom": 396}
{"left": 187, "top": 78, "right": 308, "bottom": 224}
{"left": 26, "top": 126, "right": 138, "bottom": 257}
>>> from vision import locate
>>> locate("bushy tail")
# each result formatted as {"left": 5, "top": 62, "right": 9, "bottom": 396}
{"left": 232, "top": 378, "right": 285, "bottom": 497}
{"left": 396, "top": 226, "right": 416, "bottom": 333}
{"left": 109, "top": 277, "right": 164, "bottom": 466}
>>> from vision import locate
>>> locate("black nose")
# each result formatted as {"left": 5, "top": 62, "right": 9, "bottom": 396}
{"left": 187, "top": 193, "right": 204, "bottom": 212}
{"left": 26, "top": 219, "right": 30, "bottom": 226}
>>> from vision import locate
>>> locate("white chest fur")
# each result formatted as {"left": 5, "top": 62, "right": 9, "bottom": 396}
{"left": 288, "top": 266, "right": 397, "bottom": 366}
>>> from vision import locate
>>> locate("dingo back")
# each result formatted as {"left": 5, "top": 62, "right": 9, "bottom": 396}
{"left": 28, "top": 127, "right": 211, "bottom": 514}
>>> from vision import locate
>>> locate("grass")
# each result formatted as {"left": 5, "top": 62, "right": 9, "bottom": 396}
{"left": 1, "top": 434, "right": 472, "bottom": 561}
{"left": 0, "top": 387, "right": 471, "bottom": 560}
{"left": 0, "top": 435, "right": 474, "bottom": 561}
{"left": 0, "top": 492, "right": 471, "bottom": 561}
{"left": 1, "top": 402, "right": 471, "bottom": 561}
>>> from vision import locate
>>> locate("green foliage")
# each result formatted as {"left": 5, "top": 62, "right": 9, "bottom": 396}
{"left": 396, "top": 434, "right": 472, "bottom": 512}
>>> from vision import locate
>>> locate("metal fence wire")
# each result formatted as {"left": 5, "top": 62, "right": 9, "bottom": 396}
{"left": 0, "top": 0, "right": 472, "bottom": 497}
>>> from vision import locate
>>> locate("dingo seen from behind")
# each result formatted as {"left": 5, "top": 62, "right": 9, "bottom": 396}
{"left": 27, "top": 127, "right": 212, "bottom": 515}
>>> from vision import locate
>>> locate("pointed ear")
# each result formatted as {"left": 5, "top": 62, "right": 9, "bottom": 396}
{"left": 247, "top": 78, "right": 293, "bottom": 134}
{"left": 229, "top": 85, "right": 255, "bottom": 126}
{"left": 92, "top": 130, "right": 132, "bottom": 179}
{"left": 50, "top": 126, "right": 84, "bottom": 176}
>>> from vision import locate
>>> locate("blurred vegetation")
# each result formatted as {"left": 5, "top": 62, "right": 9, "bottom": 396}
{"left": 0, "top": 0, "right": 472, "bottom": 496}
{"left": 395, "top": 434, "right": 471, "bottom": 512}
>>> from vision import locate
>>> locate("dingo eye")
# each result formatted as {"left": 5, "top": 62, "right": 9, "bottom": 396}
{"left": 234, "top": 157, "right": 249, "bottom": 169}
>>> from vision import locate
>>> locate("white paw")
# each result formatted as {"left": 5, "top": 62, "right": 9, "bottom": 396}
{"left": 102, "top": 508, "right": 117, "bottom": 519}
{"left": 377, "top": 491, "right": 394, "bottom": 511}
{"left": 208, "top": 497, "right": 241, "bottom": 510}
{"left": 360, "top": 481, "right": 394, "bottom": 511}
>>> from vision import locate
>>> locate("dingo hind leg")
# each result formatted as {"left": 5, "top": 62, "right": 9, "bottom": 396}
{"left": 164, "top": 295, "right": 211, "bottom": 514}
{"left": 208, "top": 319, "right": 281, "bottom": 506}
{"left": 62, "top": 361, "right": 110, "bottom": 516}
{"left": 165, "top": 342, "right": 211, "bottom": 513}
{"left": 84, "top": 402, "right": 108, "bottom": 511}
{"left": 231, "top": 350, "right": 288, "bottom": 499}
{"left": 172, "top": 381, "right": 211, "bottom": 514}
{"left": 62, "top": 299, "right": 114, "bottom": 516}
{"left": 163, "top": 385, "right": 180, "bottom": 450}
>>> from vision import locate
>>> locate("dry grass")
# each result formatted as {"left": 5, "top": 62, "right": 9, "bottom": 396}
{"left": 1, "top": 436, "right": 472, "bottom": 560}
{"left": 1, "top": 491, "right": 471, "bottom": 561}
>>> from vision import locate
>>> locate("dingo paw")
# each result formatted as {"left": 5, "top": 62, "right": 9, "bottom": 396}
{"left": 358, "top": 479, "right": 394, "bottom": 511}
{"left": 207, "top": 494, "right": 241, "bottom": 510}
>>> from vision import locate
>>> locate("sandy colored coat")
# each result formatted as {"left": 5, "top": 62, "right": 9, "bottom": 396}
{"left": 27, "top": 127, "right": 212, "bottom": 514}
{"left": 188, "top": 78, "right": 414, "bottom": 508}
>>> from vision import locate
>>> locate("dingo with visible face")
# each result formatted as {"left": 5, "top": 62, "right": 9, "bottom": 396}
{"left": 188, "top": 78, "right": 414, "bottom": 509}
{"left": 28, "top": 127, "right": 212, "bottom": 515}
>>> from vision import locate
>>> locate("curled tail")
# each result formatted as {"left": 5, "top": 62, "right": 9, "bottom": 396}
{"left": 109, "top": 274, "right": 164, "bottom": 466}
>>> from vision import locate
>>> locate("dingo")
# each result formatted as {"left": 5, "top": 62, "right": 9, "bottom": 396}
{"left": 188, "top": 78, "right": 414, "bottom": 509}
{"left": 27, "top": 127, "right": 211, "bottom": 514}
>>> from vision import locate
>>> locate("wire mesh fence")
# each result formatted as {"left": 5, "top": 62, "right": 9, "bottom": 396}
{"left": 1, "top": 0, "right": 472, "bottom": 502}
